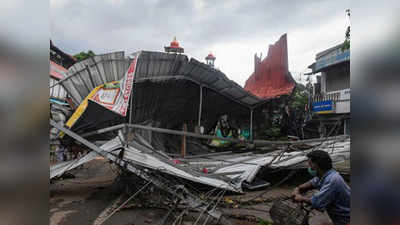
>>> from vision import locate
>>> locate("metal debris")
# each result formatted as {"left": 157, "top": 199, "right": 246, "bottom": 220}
{"left": 50, "top": 49, "right": 350, "bottom": 225}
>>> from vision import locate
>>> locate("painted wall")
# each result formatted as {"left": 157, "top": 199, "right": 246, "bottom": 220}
{"left": 336, "top": 100, "right": 350, "bottom": 114}
{"left": 319, "top": 62, "right": 350, "bottom": 93}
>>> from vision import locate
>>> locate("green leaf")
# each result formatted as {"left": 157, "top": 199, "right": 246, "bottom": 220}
{"left": 73, "top": 50, "right": 96, "bottom": 62}
{"left": 257, "top": 218, "right": 274, "bottom": 225}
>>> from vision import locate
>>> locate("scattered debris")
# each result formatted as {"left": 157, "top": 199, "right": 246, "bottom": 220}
{"left": 49, "top": 35, "right": 349, "bottom": 225}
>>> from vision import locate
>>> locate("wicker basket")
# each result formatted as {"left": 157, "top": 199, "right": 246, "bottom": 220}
{"left": 269, "top": 198, "right": 308, "bottom": 225}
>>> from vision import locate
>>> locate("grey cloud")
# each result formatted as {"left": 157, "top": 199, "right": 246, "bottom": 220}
{"left": 51, "top": 0, "right": 349, "bottom": 65}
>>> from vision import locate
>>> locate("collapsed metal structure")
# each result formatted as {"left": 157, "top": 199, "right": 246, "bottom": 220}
{"left": 50, "top": 48, "right": 350, "bottom": 224}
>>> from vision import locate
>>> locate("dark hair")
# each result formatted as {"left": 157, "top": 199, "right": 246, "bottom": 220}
{"left": 307, "top": 150, "right": 332, "bottom": 170}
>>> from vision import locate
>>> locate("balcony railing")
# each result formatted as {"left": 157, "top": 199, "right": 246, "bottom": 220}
{"left": 312, "top": 92, "right": 340, "bottom": 103}
{"left": 312, "top": 89, "right": 350, "bottom": 103}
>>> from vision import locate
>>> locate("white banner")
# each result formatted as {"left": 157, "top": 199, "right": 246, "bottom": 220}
{"left": 89, "top": 52, "right": 139, "bottom": 116}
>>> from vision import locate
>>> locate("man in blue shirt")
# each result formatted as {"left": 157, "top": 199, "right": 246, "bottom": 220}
{"left": 293, "top": 150, "right": 350, "bottom": 225}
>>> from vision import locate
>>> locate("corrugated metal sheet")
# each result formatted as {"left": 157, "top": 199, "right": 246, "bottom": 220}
{"left": 59, "top": 50, "right": 273, "bottom": 138}
{"left": 50, "top": 151, "right": 98, "bottom": 179}
{"left": 57, "top": 52, "right": 132, "bottom": 105}
{"left": 59, "top": 50, "right": 264, "bottom": 108}
{"left": 183, "top": 58, "right": 263, "bottom": 107}
{"left": 135, "top": 51, "right": 263, "bottom": 108}
{"left": 52, "top": 127, "right": 350, "bottom": 193}
{"left": 244, "top": 34, "right": 296, "bottom": 99}
{"left": 127, "top": 51, "right": 266, "bottom": 136}
{"left": 49, "top": 77, "right": 68, "bottom": 100}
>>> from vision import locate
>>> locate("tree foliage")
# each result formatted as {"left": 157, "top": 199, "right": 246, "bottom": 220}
{"left": 289, "top": 87, "right": 308, "bottom": 110}
{"left": 342, "top": 9, "right": 350, "bottom": 51}
{"left": 257, "top": 218, "right": 274, "bottom": 225}
{"left": 74, "top": 50, "right": 95, "bottom": 61}
{"left": 342, "top": 26, "right": 350, "bottom": 51}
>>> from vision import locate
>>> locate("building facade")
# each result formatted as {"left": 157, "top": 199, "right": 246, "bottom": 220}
{"left": 49, "top": 40, "right": 77, "bottom": 105}
{"left": 307, "top": 43, "right": 350, "bottom": 136}
{"left": 49, "top": 41, "right": 77, "bottom": 141}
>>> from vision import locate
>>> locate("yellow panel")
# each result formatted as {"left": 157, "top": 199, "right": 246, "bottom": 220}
{"left": 316, "top": 110, "right": 335, "bottom": 114}
{"left": 59, "top": 81, "right": 119, "bottom": 138}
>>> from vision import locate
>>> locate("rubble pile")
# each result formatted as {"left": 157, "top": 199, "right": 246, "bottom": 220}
{"left": 50, "top": 40, "right": 349, "bottom": 224}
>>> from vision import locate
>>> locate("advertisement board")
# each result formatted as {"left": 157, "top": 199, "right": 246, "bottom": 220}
{"left": 64, "top": 53, "right": 140, "bottom": 133}
{"left": 312, "top": 100, "right": 334, "bottom": 114}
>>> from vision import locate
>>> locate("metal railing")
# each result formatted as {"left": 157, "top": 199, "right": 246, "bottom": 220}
{"left": 311, "top": 89, "right": 350, "bottom": 103}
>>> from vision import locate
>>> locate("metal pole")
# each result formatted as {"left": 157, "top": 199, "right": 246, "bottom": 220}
{"left": 78, "top": 122, "right": 349, "bottom": 146}
{"left": 50, "top": 120, "right": 111, "bottom": 158}
{"left": 181, "top": 123, "right": 187, "bottom": 158}
{"left": 198, "top": 86, "right": 203, "bottom": 128}
{"left": 250, "top": 108, "right": 254, "bottom": 141}
{"left": 81, "top": 124, "right": 125, "bottom": 138}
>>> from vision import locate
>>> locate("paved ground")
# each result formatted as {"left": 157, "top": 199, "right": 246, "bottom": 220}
{"left": 49, "top": 158, "right": 333, "bottom": 225}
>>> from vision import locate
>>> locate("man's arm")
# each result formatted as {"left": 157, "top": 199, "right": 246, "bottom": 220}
{"left": 294, "top": 194, "right": 312, "bottom": 204}
{"left": 293, "top": 180, "right": 314, "bottom": 196}
{"left": 292, "top": 181, "right": 315, "bottom": 204}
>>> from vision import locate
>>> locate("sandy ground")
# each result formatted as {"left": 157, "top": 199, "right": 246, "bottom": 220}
{"left": 49, "top": 158, "right": 333, "bottom": 225}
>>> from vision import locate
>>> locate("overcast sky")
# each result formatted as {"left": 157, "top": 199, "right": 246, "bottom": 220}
{"left": 50, "top": 0, "right": 350, "bottom": 86}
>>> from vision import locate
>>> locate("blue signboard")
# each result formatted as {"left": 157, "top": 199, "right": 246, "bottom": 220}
{"left": 312, "top": 100, "right": 334, "bottom": 113}
{"left": 315, "top": 50, "right": 349, "bottom": 71}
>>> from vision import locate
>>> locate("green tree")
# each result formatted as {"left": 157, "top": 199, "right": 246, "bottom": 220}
{"left": 74, "top": 50, "right": 95, "bottom": 61}
{"left": 289, "top": 87, "right": 308, "bottom": 110}
{"left": 342, "top": 9, "right": 350, "bottom": 51}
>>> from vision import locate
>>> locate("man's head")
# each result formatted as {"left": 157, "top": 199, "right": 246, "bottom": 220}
{"left": 307, "top": 150, "right": 333, "bottom": 175}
